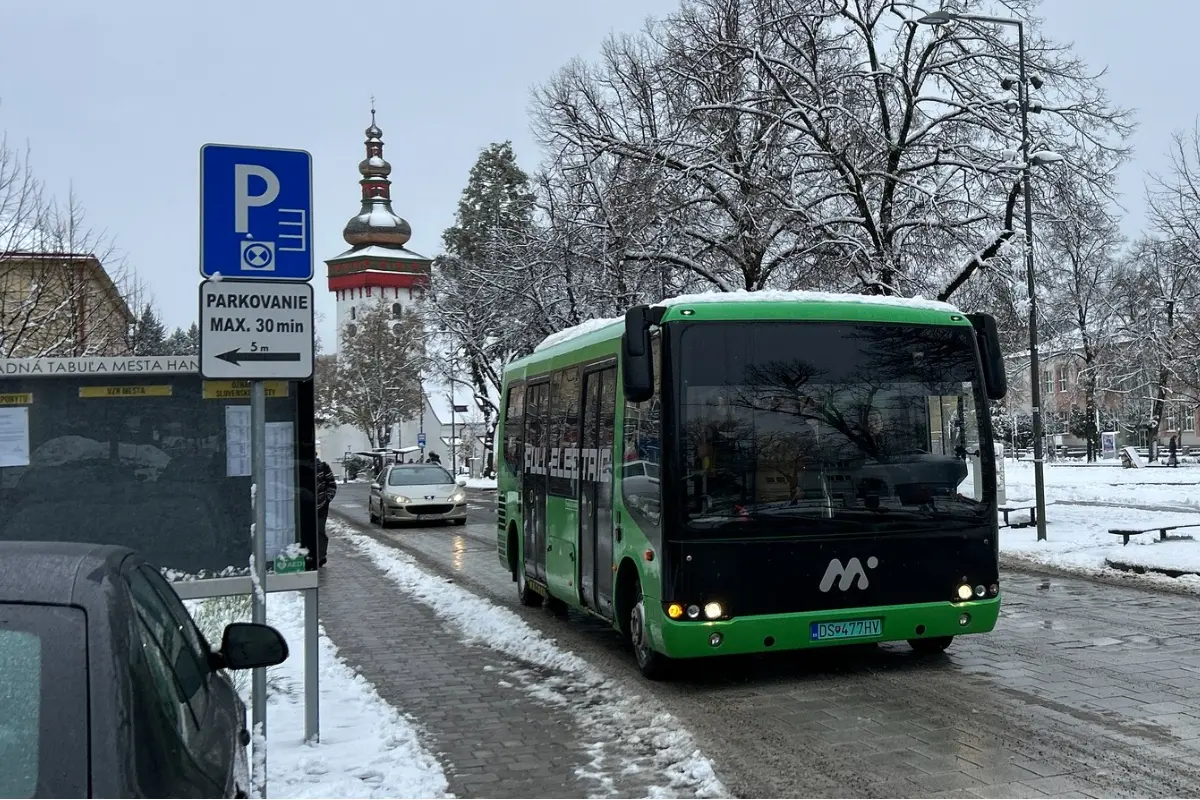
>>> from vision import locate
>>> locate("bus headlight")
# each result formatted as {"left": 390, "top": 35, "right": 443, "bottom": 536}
{"left": 974, "top": 585, "right": 986, "bottom": 598}
{"left": 703, "top": 602, "right": 723, "bottom": 620}
{"left": 686, "top": 604, "right": 701, "bottom": 619}
{"left": 956, "top": 583, "right": 973, "bottom": 601}
{"left": 666, "top": 603, "right": 684, "bottom": 620}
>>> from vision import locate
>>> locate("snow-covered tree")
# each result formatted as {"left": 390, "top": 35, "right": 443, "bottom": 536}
{"left": 1039, "top": 171, "right": 1124, "bottom": 459}
{"left": 128, "top": 304, "right": 168, "bottom": 356}
{"left": 164, "top": 323, "right": 200, "bottom": 356}
{"left": 431, "top": 141, "right": 538, "bottom": 470}
{"left": 0, "top": 129, "right": 140, "bottom": 357}
{"left": 530, "top": 0, "right": 1132, "bottom": 300}
{"left": 330, "top": 300, "right": 425, "bottom": 449}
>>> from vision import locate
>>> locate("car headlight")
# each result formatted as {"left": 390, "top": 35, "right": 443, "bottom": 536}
{"left": 390, "top": 495, "right": 410, "bottom": 504}
{"left": 449, "top": 490, "right": 466, "bottom": 503}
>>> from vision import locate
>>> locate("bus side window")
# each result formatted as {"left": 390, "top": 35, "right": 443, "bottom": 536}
{"left": 548, "top": 367, "right": 580, "bottom": 498}
{"left": 503, "top": 382, "right": 525, "bottom": 478}
{"left": 622, "top": 336, "right": 662, "bottom": 542}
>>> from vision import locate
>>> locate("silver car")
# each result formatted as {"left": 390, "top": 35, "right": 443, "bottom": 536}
{"left": 369, "top": 464, "right": 468, "bottom": 527}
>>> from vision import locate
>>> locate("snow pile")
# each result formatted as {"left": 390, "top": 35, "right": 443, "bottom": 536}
{"left": 465, "top": 476, "right": 497, "bottom": 490}
{"left": 188, "top": 592, "right": 450, "bottom": 799}
{"left": 655, "top": 289, "right": 960, "bottom": 313}
{"left": 334, "top": 521, "right": 726, "bottom": 798}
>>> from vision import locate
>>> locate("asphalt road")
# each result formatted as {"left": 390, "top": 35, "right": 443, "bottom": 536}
{"left": 331, "top": 483, "right": 1200, "bottom": 798}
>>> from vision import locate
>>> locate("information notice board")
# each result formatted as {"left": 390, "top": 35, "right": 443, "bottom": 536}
{"left": 0, "top": 357, "right": 317, "bottom": 576}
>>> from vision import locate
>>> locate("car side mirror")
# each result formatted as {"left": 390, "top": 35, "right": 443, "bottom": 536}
{"left": 217, "top": 622, "right": 289, "bottom": 671}
{"left": 456, "top": 477, "right": 467, "bottom": 487}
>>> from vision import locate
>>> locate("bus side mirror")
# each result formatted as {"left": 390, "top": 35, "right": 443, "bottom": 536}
{"left": 623, "top": 305, "right": 654, "bottom": 403}
{"left": 967, "top": 313, "right": 1007, "bottom": 401}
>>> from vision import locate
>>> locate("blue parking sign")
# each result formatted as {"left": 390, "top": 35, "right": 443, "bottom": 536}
{"left": 200, "top": 144, "right": 314, "bottom": 281}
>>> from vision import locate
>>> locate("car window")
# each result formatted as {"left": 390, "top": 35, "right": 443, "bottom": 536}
{"left": 126, "top": 568, "right": 209, "bottom": 730}
{"left": 388, "top": 466, "right": 453, "bottom": 486}
{"left": 139, "top": 565, "right": 214, "bottom": 659}
{"left": 134, "top": 612, "right": 200, "bottom": 748}
{"left": 0, "top": 604, "right": 88, "bottom": 799}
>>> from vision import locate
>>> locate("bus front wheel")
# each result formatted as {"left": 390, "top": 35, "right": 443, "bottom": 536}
{"left": 629, "top": 584, "right": 672, "bottom": 680}
{"left": 908, "top": 636, "right": 953, "bottom": 655}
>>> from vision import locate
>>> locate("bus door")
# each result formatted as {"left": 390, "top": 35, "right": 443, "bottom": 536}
{"left": 579, "top": 365, "right": 617, "bottom": 617}
{"left": 523, "top": 380, "right": 549, "bottom": 583}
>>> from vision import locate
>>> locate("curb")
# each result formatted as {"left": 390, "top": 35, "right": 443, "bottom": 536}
{"left": 1000, "top": 551, "right": 1200, "bottom": 598}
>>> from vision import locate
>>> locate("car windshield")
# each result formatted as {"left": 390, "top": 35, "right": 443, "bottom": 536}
{"left": 388, "top": 466, "right": 454, "bottom": 486}
{"left": 0, "top": 604, "right": 88, "bottom": 798}
{"left": 676, "top": 320, "right": 990, "bottom": 534}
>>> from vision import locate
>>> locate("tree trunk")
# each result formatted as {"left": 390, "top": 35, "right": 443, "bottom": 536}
{"left": 484, "top": 416, "right": 498, "bottom": 476}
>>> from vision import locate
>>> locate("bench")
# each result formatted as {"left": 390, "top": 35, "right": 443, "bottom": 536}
{"left": 999, "top": 504, "right": 1051, "bottom": 528}
{"left": 1108, "top": 524, "right": 1200, "bottom": 546}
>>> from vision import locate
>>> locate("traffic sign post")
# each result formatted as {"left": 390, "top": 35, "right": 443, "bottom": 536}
{"left": 199, "top": 143, "right": 320, "bottom": 795}
{"left": 199, "top": 280, "right": 314, "bottom": 380}
{"left": 200, "top": 145, "right": 314, "bottom": 281}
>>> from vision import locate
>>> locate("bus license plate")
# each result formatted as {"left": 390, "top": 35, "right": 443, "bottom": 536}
{"left": 810, "top": 618, "right": 882, "bottom": 641}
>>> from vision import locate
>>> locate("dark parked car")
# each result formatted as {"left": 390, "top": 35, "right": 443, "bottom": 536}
{"left": 0, "top": 541, "right": 289, "bottom": 798}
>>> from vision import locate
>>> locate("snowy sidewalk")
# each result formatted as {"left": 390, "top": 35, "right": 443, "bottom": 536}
{"left": 183, "top": 594, "right": 449, "bottom": 799}
{"left": 317, "top": 532, "right": 602, "bottom": 799}
{"left": 1000, "top": 460, "right": 1200, "bottom": 591}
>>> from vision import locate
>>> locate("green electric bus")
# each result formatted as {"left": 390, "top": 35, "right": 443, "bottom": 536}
{"left": 495, "top": 292, "right": 1008, "bottom": 678}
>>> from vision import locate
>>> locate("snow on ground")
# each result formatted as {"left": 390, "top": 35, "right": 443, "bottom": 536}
{"left": 465, "top": 476, "right": 497, "bottom": 490}
{"left": 998, "top": 459, "right": 1200, "bottom": 590}
{"left": 184, "top": 593, "right": 449, "bottom": 799}
{"left": 331, "top": 519, "right": 725, "bottom": 799}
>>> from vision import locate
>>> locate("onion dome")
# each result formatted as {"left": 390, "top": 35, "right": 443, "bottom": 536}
{"left": 342, "top": 108, "right": 412, "bottom": 247}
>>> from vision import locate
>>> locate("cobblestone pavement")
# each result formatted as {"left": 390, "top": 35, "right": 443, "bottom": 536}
{"left": 331, "top": 485, "right": 1200, "bottom": 798}
{"left": 319, "top": 532, "right": 665, "bottom": 798}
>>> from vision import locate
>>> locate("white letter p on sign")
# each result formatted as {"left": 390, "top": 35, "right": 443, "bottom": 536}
{"left": 234, "top": 164, "right": 280, "bottom": 234}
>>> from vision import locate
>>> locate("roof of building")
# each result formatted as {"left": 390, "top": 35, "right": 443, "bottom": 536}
{"left": 326, "top": 244, "right": 432, "bottom": 264}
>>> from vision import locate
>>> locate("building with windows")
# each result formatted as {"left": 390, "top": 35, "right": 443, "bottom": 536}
{"left": 316, "top": 111, "right": 479, "bottom": 470}
{"left": 1003, "top": 331, "right": 1197, "bottom": 452}
{"left": 0, "top": 251, "right": 133, "bottom": 357}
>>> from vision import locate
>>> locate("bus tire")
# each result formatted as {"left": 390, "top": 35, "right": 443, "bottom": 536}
{"left": 546, "top": 596, "right": 569, "bottom": 618}
{"left": 510, "top": 528, "right": 542, "bottom": 607}
{"left": 908, "top": 636, "right": 953, "bottom": 655}
{"left": 628, "top": 580, "right": 672, "bottom": 680}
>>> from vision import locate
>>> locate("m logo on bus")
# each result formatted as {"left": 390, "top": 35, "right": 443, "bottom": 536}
{"left": 819, "top": 557, "right": 879, "bottom": 592}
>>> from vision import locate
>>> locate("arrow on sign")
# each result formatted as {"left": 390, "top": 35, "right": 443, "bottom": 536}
{"left": 216, "top": 349, "right": 303, "bottom": 366}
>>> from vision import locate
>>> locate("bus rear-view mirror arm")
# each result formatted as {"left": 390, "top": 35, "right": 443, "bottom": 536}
{"left": 623, "top": 304, "right": 659, "bottom": 403}
{"left": 967, "top": 312, "right": 1007, "bottom": 402}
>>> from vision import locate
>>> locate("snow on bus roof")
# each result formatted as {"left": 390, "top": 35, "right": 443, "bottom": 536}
{"left": 654, "top": 289, "right": 959, "bottom": 313}
{"left": 533, "top": 315, "right": 623, "bottom": 352}
{"left": 531, "top": 291, "right": 960, "bottom": 352}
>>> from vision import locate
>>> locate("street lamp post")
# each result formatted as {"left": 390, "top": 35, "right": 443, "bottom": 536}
{"left": 917, "top": 7, "right": 1051, "bottom": 540}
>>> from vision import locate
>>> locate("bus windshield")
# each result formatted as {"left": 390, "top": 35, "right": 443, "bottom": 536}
{"left": 676, "top": 320, "right": 990, "bottom": 534}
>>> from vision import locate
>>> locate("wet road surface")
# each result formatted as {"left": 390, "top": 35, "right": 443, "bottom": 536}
{"left": 331, "top": 484, "right": 1200, "bottom": 798}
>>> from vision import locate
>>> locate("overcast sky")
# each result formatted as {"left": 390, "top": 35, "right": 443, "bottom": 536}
{"left": 0, "top": 0, "right": 1194, "bottom": 349}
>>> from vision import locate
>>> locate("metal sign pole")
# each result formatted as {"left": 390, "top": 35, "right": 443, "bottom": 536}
{"left": 305, "top": 585, "right": 320, "bottom": 742}
{"left": 250, "top": 379, "right": 268, "bottom": 796}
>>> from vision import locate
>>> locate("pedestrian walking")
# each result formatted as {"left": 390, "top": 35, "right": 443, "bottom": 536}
{"left": 316, "top": 458, "right": 338, "bottom": 565}
{"left": 1169, "top": 435, "right": 1178, "bottom": 467}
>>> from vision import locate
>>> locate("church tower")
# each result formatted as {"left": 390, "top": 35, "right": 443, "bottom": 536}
{"left": 326, "top": 109, "right": 432, "bottom": 351}
{"left": 319, "top": 109, "right": 434, "bottom": 462}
